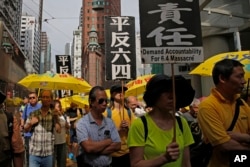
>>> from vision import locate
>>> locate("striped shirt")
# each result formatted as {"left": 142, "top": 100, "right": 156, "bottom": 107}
{"left": 26, "top": 109, "right": 54, "bottom": 156}
{"left": 76, "top": 112, "right": 120, "bottom": 166}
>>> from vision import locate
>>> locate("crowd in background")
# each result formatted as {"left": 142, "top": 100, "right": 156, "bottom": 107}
{"left": 1, "top": 59, "right": 250, "bottom": 167}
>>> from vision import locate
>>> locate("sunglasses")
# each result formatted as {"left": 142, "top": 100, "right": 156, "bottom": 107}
{"left": 29, "top": 96, "right": 36, "bottom": 99}
{"left": 98, "top": 98, "right": 108, "bottom": 104}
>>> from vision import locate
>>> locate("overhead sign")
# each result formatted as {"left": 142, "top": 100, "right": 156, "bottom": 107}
{"left": 139, "top": 0, "right": 204, "bottom": 64}
{"left": 105, "top": 16, "right": 136, "bottom": 80}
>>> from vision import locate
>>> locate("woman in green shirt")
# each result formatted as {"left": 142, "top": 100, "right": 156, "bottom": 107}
{"left": 128, "top": 74, "right": 195, "bottom": 167}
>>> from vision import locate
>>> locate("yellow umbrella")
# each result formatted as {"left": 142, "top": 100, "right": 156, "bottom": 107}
{"left": 189, "top": 51, "right": 250, "bottom": 79}
{"left": 70, "top": 95, "right": 89, "bottom": 107}
{"left": 125, "top": 74, "right": 155, "bottom": 96}
{"left": 60, "top": 97, "right": 71, "bottom": 109}
{"left": 13, "top": 97, "right": 23, "bottom": 106}
{"left": 60, "top": 95, "right": 89, "bottom": 110}
{"left": 18, "top": 72, "right": 92, "bottom": 93}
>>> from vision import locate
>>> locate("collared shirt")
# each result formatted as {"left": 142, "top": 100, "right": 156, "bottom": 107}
{"left": 25, "top": 109, "right": 54, "bottom": 156}
{"left": 76, "top": 112, "right": 120, "bottom": 166}
{"left": 198, "top": 88, "right": 250, "bottom": 167}
{"left": 22, "top": 103, "right": 42, "bottom": 137}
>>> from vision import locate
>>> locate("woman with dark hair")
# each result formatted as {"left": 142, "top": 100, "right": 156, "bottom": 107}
{"left": 127, "top": 74, "right": 195, "bottom": 167}
{"left": 52, "top": 100, "right": 70, "bottom": 167}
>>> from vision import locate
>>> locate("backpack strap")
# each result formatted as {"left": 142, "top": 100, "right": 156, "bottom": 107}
{"left": 107, "top": 107, "right": 112, "bottom": 118}
{"left": 227, "top": 98, "right": 242, "bottom": 131}
{"left": 176, "top": 116, "right": 183, "bottom": 133}
{"left": 140, "top": 115, "right": 148, "bottom": 142}
{"left": 127, "top": 108, "right": 131, "bottom": 120}
{"left": 23, "top": 104, "right": 28, "bottom": 122}
{"left": 140, "top": 115, "right": 183, "bottom": 142}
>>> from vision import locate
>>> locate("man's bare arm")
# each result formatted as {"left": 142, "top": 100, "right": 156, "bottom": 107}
{"left": 80, "top": 138, "right": 112, "bottom": 153}
{"left": 99, "top": 142, "right": 121, "bottom": 155}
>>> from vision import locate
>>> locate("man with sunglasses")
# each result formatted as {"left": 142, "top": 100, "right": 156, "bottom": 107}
{"left": 76, "top": 86, "right": 121, "bottom": 167}
{"left": 21, "top": 91, "right": 41, "bottom": 167}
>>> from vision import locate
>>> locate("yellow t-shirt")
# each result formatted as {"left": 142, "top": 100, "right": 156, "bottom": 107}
{"left": 198, "top": 88, "right": 250, "bottom": 167}
{"left": 103, "top": 107, "right": 134, "bottom": 157}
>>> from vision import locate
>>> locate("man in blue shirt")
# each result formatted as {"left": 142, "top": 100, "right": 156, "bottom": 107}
{"left": 21, "top": 92, "right": 41, "bottom": 167}
{"left": 76, "top": 86, "right": 121, "bottom": 167}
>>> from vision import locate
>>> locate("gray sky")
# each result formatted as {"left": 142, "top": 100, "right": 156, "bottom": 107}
{"left": 23, "top": 0, "right": 140, "bottom": 67}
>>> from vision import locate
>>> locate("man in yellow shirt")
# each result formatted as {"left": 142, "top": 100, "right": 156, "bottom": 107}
{"left": 104, "top": 84, "right": 135, "bottom": 167}
{"left": 198, "top": 59, "right": 250, "bottom": 167}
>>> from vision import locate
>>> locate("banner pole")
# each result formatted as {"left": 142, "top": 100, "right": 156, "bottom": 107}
{"left": 171, "top": 63, "right": 176, "bottom": 142}
{"left": 121, "top": 80, "right": 125, "bottom": 120}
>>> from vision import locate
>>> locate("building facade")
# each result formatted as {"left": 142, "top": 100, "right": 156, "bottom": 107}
{"left": 40, "top": 32, "right": 51, "bottom": 73}
{"left": 0, "top": 21, "right": 28, "bottom": 98}
{"left": 0, "top": 0, "right": 23, "bottom": 44}
{"left": 20, "top": 14, "right": 40, "bottom": 73}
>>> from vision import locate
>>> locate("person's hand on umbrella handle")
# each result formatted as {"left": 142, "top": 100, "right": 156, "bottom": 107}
{"left": 120, "top": 120, "right": 129, "bottom": 131}
{"left": 164, "top": 142, "right": 180, "bottom": 163}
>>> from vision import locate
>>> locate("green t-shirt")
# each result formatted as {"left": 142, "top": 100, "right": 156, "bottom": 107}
{"left": 128, "top": 113, "right": 194, "bottom": 167}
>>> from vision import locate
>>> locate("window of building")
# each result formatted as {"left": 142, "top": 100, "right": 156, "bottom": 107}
{"left": 178, "top": 64, "right": 190, "bottom": 72}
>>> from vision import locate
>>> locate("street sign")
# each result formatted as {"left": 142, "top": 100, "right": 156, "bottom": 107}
{"left": 139, "top": 0, "right": 204, "bottom": 64}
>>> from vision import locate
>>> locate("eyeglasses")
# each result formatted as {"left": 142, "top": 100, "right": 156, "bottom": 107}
{"left": 98, "top": 98, "right": 108, "bottom": 104}
{"left": 29, "top": 96, "right": 36, "bottom": 99}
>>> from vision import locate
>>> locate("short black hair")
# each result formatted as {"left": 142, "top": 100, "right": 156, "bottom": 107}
{"left": 212, "top": 59, "right": 244, "bottom": 85}
{"left": 88, "top": 86, "right": 105, "bottom": 108}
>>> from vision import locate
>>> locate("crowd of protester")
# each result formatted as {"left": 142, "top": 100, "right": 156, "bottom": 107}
{"left": 1, "top": 59, "right": 250, "bottom": 167}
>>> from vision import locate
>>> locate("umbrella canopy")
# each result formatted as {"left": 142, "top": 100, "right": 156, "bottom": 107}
{"left": 60, "top": 95, "right": 89, "bottom": 109}
{"left": 189, "top": 51, "right": 250, "bottom": 79}
{"left": 125, "top": 74, "right": 155, "bottom": 97}
{"left": 70, "top": 95, "right": 89, "bottom": 107}
{"left": 18, "top": 72, "right": 92, "bottom": 93}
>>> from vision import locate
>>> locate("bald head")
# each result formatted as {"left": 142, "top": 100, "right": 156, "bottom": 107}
{"left": 126, "top": 96, "right": 138, "bottom": 111}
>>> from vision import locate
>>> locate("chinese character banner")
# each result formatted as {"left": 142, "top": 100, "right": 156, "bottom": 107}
{"left": 105, "top": 16, "right": 136, "bottom": 80}
{"left": 55, "top": 55, "right": 72, "bottom": 97}
{"left": 139, "top": 0, "right": 204, "bottom": 64}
